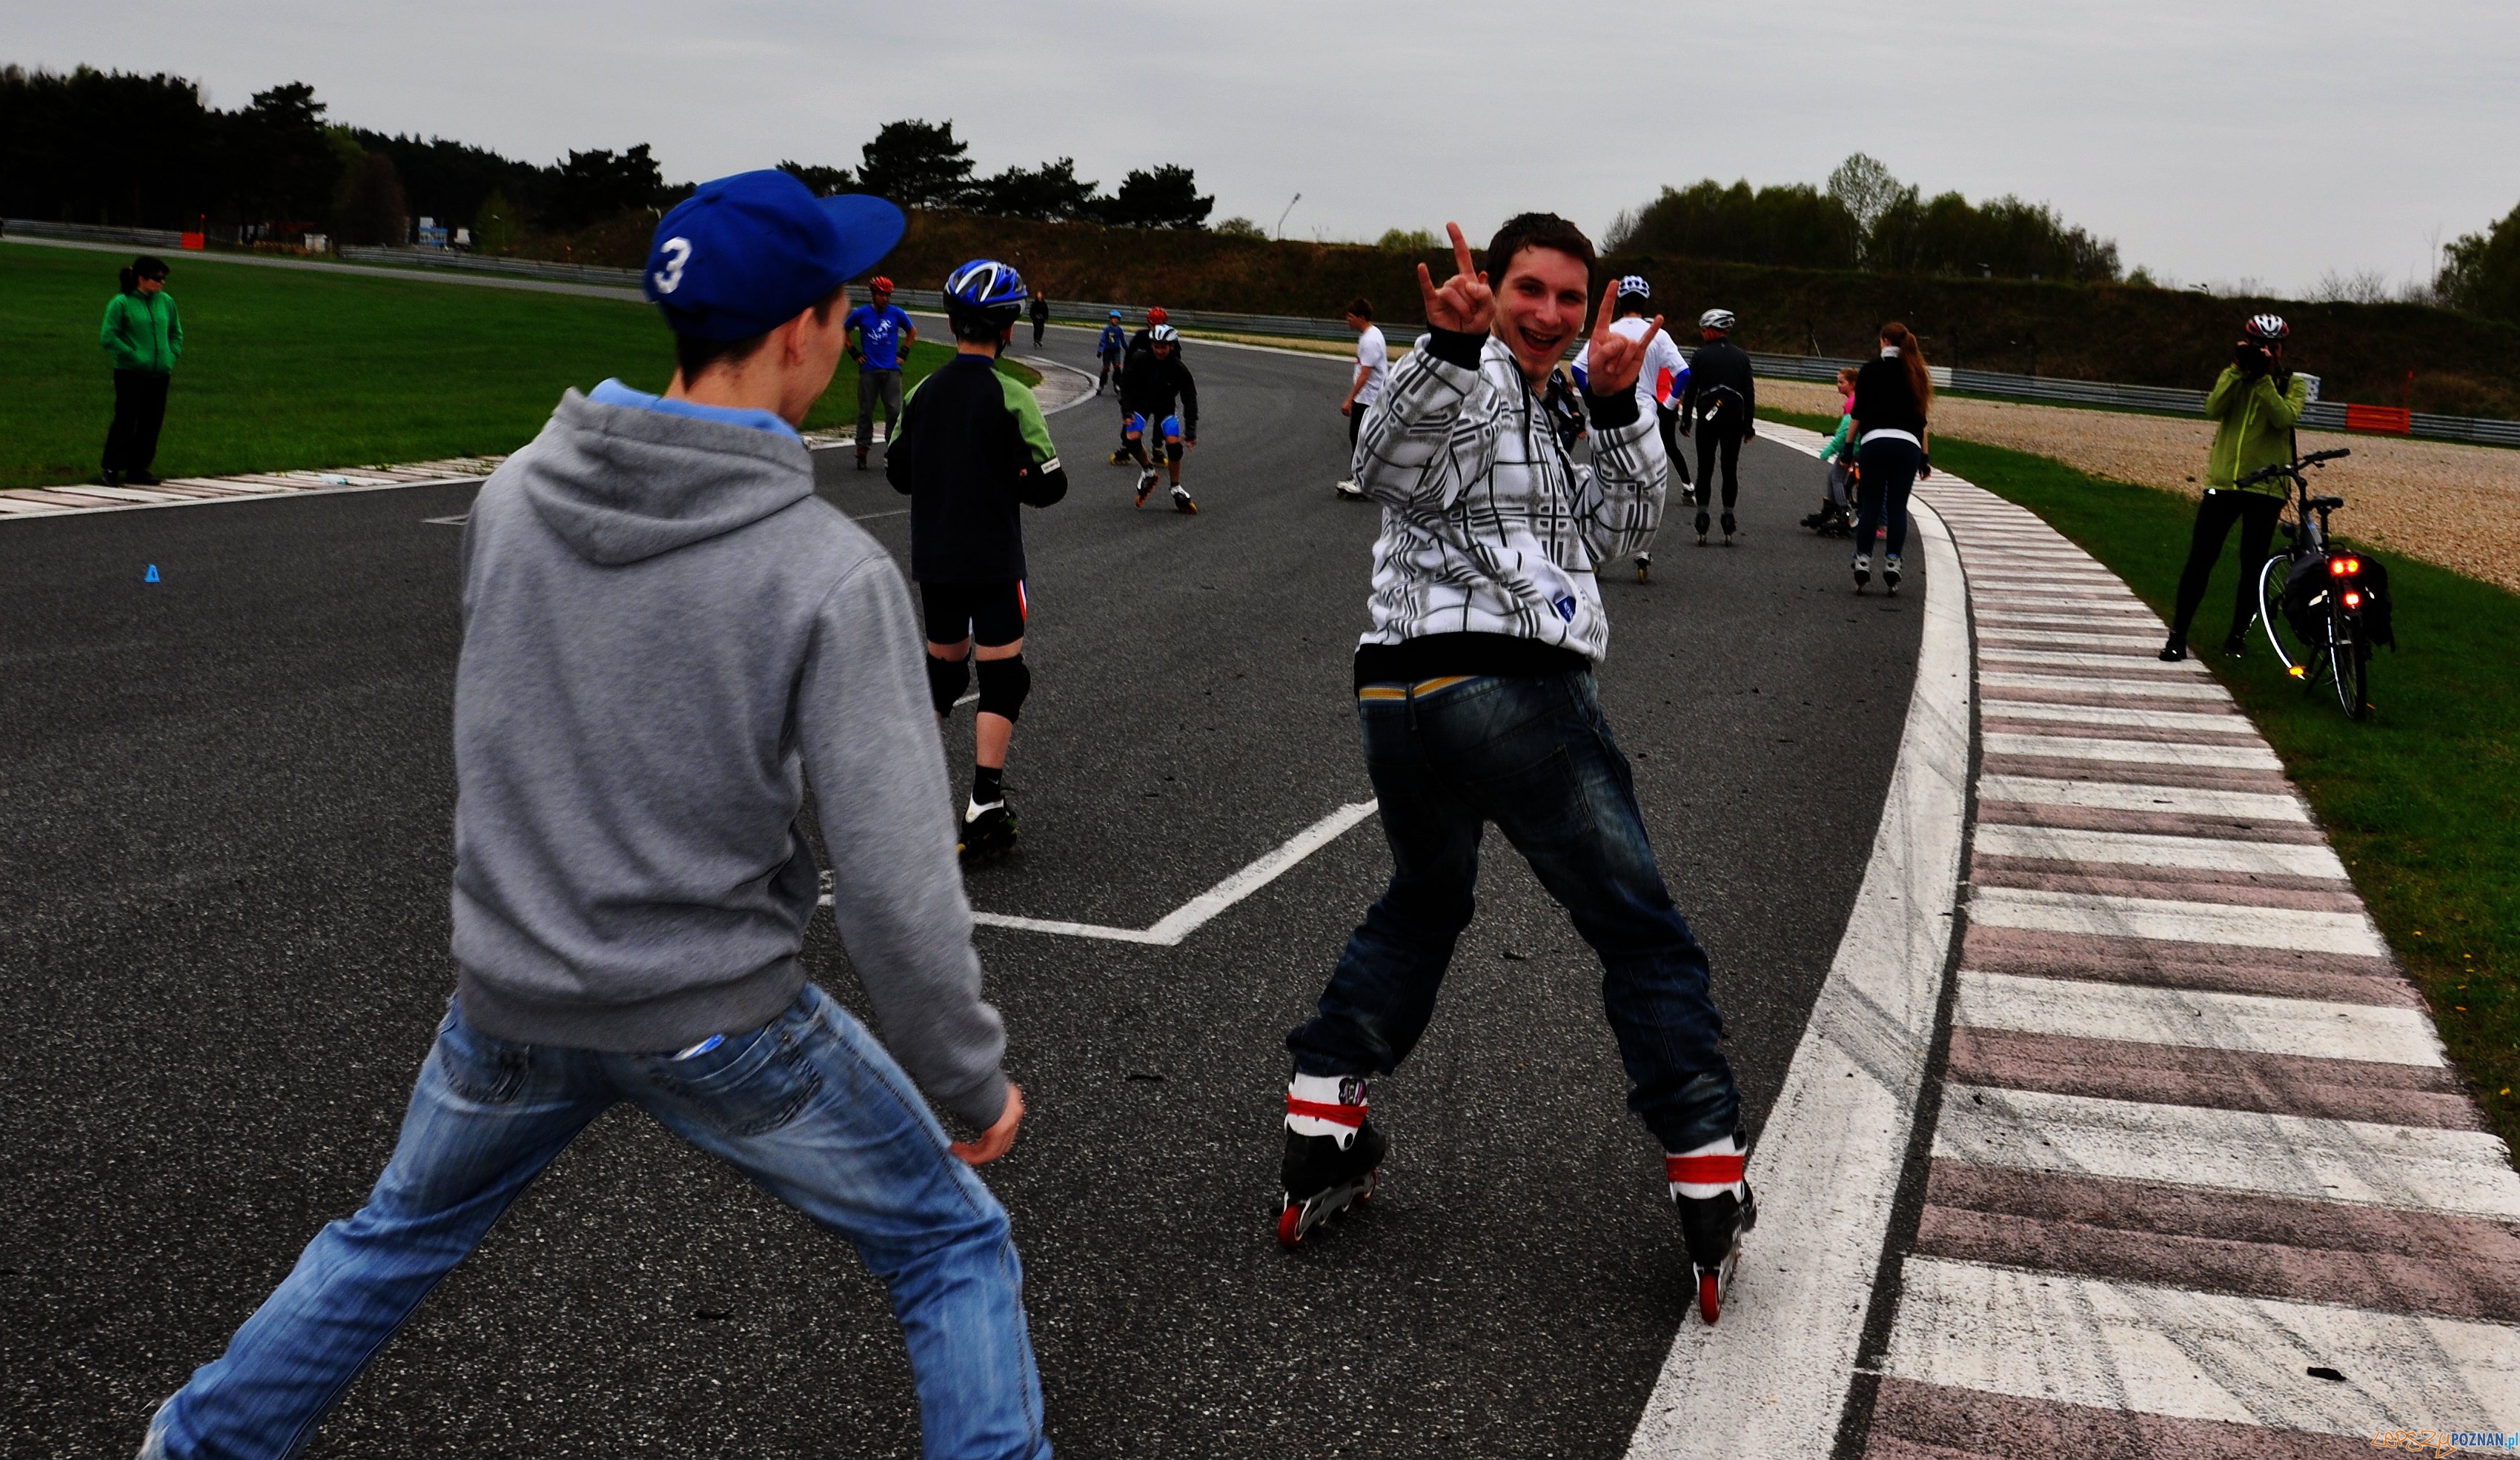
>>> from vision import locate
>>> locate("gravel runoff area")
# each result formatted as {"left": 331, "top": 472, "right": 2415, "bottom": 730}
{"left": 1761, "top": 378, "right": 2520, "bottom": 594}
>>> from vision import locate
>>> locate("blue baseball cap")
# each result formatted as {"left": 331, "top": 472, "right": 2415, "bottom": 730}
{"left": 643, "top": 170, "right": 905, "bottom": 339}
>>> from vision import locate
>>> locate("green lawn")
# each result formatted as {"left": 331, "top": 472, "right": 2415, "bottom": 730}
{"left": 0, "top": 242, "right": 1020, "bottom": 491}
{"left": 1772, "top": 405, "right": 2519, "bottom": 1148}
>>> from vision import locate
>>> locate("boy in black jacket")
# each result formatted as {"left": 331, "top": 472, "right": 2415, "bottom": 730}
{"left": 1120, "top": 324, "right": 1201, "bottom": 513}
{"left": 889, "top": 258, "right": 1069, "bottom": 863}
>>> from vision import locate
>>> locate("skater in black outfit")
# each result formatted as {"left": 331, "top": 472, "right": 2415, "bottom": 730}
{"left": 889, "top": 258, "right": 1070, "bottom": 863}
{"left": 1118, "top": 325, "right": 1200, "bottom": 512}
{"left": 1848, "top": 322, "right": 1934, "bottom": 594}
{"left": 1027, "top": 288, "right": 1049, "bottom": 346}
{"left": 1677, "top": 308, "right": 1755, "bottom": 544}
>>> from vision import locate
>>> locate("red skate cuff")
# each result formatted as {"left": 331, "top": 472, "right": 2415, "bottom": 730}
{"left": 1665, "top": 1152, "right": 1745, "bottom": 1184}
{"left": 1286, "top": 1096, "right": 1367, "bottom": 1126}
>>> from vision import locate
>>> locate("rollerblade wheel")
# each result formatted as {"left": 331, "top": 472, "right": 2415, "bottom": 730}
{"left": 1698, "top": 1270, "right": 1723, "bottom": 1324}
{"left": 1277, "top": 1204, "right": 1304, "bottom": 1248}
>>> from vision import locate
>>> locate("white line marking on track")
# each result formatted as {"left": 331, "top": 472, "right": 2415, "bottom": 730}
{"left": 1969, "top": 884, "right": 2385, "bottom": 956}
{"left": 1980, "top": 672, "right": 2227, "bottom": 700}
{"left": 1934, "top": 1086, "right": 2520, "bottom": 1218}
{"left": 1981, "top": 731, "right": 2283, "bottom": 772}
{"left": 1954, "top": 969, "right": 2444, "bottom": 1065}
{"left": 1883, "top": 1258, "right": 2520, "bottom": 1437}
{"left": 1979, "top": 774, "right": 2307, "bottom": 823}
{"left": 946, "top": 800, "right": 1380, "bottom": 946}
{"left": 1623, "top": 497, "right": 1972, "bottom": 1458}
{"left": 1977, "top": 700, "right": 2250, "bottom": 734}
{"left": 1977, "top": 628, "right": 2164, "bottom": 647}
{"left": 1971, "top": 823, "right": 2347, "bottom": 879}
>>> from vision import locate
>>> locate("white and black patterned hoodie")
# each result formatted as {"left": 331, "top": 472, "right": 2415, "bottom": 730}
{"left": 1350, "top": 327, "right": 1667, "bottom": 683}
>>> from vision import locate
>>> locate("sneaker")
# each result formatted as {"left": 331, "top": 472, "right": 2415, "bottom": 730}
{"left": 958, "top": 799, "right": 1018, "bottom": 865}
{"left": 1851, "top": 554, "right": 1871, "bottom": 590}
{"left": 1334, "top": 479, "right": 1365, "bottom": 500}
{"left": 126, "top": 470, "right": 162, "bottom": 486}
{"left": 1883, "top": 554, "right": 1903, "bottom": 593}
{"left": 1135, "top": 470, "right": 1157, "bottom": 507}
{"left": 2158, "top": 637, "right": 2188, "bottom": 663}
{"left": 96, "top": 470, "right": 125, "bottom": 488}
{"left": 1172, "top": 487, "right": 1198, "bottom": 515}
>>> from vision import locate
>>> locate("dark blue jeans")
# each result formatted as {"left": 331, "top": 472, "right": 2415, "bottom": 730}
{"left": 1854, "top": 435, "right": 1922, "bottom": 560}
{"left": 1287, "top": 672, "right": 1740, "bottom": 1152}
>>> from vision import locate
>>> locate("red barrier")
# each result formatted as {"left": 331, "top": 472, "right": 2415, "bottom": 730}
{"left": 179, "top": 231, "right": 206, "bottom": 250}
{"left": 2344, "top": 403, "right": 2412, "bottom": 435}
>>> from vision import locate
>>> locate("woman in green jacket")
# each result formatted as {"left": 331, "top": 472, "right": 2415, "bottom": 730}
{"left": 98, "top": 255, "right": 184, "bottom": 487}
{"left": 2161, "top": 313, "right": 2308, "bottom": 661}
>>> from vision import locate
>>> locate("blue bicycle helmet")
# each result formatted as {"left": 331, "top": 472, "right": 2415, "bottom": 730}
{"left": 945, "top": 258, "right": 1027, "bottom": 339}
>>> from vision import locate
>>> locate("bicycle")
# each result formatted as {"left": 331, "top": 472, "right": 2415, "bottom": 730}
{"left": 2245, "top": 448, "right": 2380, "bottom": 719}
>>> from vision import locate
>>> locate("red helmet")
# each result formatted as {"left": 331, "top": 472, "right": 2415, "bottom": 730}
{"left": 2244, "top": 312, "right": 2289, "bottom": 342}
{"left": 1147, "top": 306, "right": 1168, "bottom": 325}
{"left": 869, "top": 276, "right": 894, "bottom": 293}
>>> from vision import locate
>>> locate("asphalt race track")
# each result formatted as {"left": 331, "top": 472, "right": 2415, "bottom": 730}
{"left": 0, "top": 327, "right": 1923, "bottom": 1459}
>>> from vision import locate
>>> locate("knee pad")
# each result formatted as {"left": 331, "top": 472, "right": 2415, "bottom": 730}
{"left": 925, "top": 653, "right": 971, "bottom": 717}
{"left": 1164, "top": 439, "right": 1184, "bottom": 464}
{"left": 974, "top": 654, "right": 1032, "bottom": 723}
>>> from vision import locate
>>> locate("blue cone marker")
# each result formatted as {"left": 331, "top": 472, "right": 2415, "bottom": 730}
{"left": 144, "top": 564, "right": 161, "bottom": 583}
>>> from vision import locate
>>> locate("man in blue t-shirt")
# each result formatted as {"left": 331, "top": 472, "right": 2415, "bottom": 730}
{"left": 845, "top": 275, "right": 917, "bottom": 470}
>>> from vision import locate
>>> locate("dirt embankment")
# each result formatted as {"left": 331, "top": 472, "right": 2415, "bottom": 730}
{"left": 1763, "top": 379, "right": 2520, "bottom": 592}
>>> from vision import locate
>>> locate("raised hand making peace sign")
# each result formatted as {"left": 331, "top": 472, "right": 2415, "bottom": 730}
{"left": 1577, "top": 285, "right": 1663, "bottom": 400}
{"left": 1416, "top": 222, "right": 1493, "bottom": 335}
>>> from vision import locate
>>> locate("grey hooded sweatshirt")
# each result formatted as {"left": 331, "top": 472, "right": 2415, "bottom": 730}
{"left": 451, "top": 389, "right": 1008, "bottom": 1127}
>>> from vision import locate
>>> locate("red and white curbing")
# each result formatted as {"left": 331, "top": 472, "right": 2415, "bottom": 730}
{"left": 1865, "top": 478, "right": 2520, "bottom": 1454}
{"left": 0, "top": 457, "right": 508, "bottom": 520}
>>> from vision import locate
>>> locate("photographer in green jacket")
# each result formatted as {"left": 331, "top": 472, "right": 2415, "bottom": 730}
{"left": 2161, "top": 313, "right": 2308, "bottom": 662}
{"left": 98, "top": 254, "right": 185, "bottom": 487}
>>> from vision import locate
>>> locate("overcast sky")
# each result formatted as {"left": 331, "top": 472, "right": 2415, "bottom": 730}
{"left": 19, "top": 0, "right": 2519, "bottom": 296}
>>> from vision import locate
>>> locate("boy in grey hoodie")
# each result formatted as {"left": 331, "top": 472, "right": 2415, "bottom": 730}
{"left": 142, "top": 172, "right": 1047, "bottom": 1460}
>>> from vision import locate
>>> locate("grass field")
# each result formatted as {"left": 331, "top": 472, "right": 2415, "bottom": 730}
{"left": 0, "top": 242, "right": 1023, "bottom": 491}
{"left": 1775, "top": 405, "right": 2519, "bottom": 1150}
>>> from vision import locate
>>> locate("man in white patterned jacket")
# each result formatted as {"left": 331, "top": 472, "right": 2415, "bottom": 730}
{"left": 1273, "top": 214, "right": 1756, "bottom": 1325}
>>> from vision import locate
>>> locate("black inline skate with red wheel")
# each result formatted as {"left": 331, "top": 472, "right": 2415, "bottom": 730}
{"left": 1668, "top": 1137, "right": 1755, "bottom": 1323}
{"left": 1276, "top": 1075, "right": 1384, "bottom": 1247}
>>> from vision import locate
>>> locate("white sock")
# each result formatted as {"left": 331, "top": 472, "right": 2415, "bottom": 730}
{"left": 1666, "top": 1132, "right": 1746, "bottom": 1201}
{"left": 1285, "top": 1072, "right": 1367, "bottom": 1149}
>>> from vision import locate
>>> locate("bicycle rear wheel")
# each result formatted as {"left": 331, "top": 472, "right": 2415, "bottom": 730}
{"left": 2258, "top": 556, "right": 2315, "bottom": 679}
{"left": 2329, "top": 606, "right": 2370, "bottom": 719}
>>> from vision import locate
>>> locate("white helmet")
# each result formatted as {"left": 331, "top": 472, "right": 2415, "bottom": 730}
{"left": 2244, "top": 313, "right": 2290, "bottom": 342}
{"left": 1614, "top": 274, "right": 1652, "bottom": 301}
{"left": 1148, "top": 324, "right": 1181, "bottom": 345}
{"left": 1699, "top": 308, "right": 1735, "bottom": 332}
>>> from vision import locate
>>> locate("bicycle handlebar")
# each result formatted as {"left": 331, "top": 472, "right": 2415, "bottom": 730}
{"left": 2232, "top": 448, "right": 2352, "bottom": 491}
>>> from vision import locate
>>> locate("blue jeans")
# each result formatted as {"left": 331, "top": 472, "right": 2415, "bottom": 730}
{"left": 1287, "top": 672, "right": 1740, "bottom": 1152}
{"left": 142, "top": 985, "right": 1047, "bottom": 1460}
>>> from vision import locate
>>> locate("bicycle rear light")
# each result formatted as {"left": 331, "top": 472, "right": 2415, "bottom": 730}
{"left": 2328, "top": 556, "right": 2363, "bottom": 577}
{"left": 2344, "top": 590, "right": 2364, "bottom": 608}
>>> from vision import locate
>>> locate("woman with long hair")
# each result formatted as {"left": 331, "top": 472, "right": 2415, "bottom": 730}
{"left": 1847, "top": 321, "right": 1932, "bottom": 593}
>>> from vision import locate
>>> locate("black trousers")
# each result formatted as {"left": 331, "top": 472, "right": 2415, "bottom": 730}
{"left": 104, "top": 369, "right": 172, "bottom": 474}
{"left": 2170, "top": 489, "right": 2287, "bottom": 643}
{"left": 1693, "top": 428, "right": 1742, "bottom": 512}
{"left": 1031, "top": 316, "right": 1046, "bottom": 345}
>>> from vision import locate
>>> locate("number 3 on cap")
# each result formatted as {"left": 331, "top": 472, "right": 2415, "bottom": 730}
{"left": 653, "top": 237, "right": 692, "bottom": 295}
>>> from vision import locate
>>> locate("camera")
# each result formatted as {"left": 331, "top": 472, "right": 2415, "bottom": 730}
{"left": 2235, "top": 340, "right": 2270, "bottom": 375}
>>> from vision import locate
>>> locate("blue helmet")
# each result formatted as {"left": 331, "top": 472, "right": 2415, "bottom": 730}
{"left": 945, "top": 258, "right": 1027, "bottom": 335}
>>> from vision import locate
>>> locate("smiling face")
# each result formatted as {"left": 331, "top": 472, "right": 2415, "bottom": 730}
{"left": 1493, "top": 245, "right": 1589, "bottom": 385}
